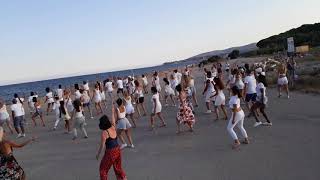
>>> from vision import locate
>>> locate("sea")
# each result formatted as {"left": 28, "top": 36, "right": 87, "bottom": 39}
{"left": 0, "top": 60, "right": 198, "bottom": 103}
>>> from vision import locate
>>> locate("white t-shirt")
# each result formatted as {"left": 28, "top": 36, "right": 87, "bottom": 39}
{"left": 229, "top": 95, "right": 240, "bottom": 109}
{"left": 83, "top": 83, "right": 90, "bottom": 91}
{"left": 105, "top": 82, "right": 113, "bottom": 92}
{"left": 256, "top": 82, "right": 268, "bottom": 104}
{"left": 11, "top": 103, "right": 25, "bottom": 117}
{"left": 0, "top": 105, "right": 10, "bottom": 120}
{"left": 117, "top": 80, "right": 124, "bottom": 89}
{"left": 75, "top": 90, "right": 82, "bottom": 99}
{"left": 244, "top": 75, "right": 257, "bottom": 94}
{"left": 15, "top": 98, "right": 24, "bottom": 104}
{"left": 142, "top": 77, "right": 148, "bottom": 86}
{"left": 52, "top": 101, "right": 61, "bottom": 116}
{"left": 57, "top": 89, "right": 63, "bottom": 99}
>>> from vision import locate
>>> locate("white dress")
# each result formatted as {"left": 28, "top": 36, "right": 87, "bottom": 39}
{"left": 214, "top": 89, "right": 226, "bottom": 106}
{"left": 152, "top": 93, "right": 162, "bottom": 114}
{"left": 164, "top": 84, "right": 175, "bottom": 96}
{"left": 46, "top": 92, "right": 54, "bottom": 104}
{"left": 205, "top": 79, "right": 215, "bottom": 102}
{"left": 93, "top": 89, "right": 102, "bottom": 103}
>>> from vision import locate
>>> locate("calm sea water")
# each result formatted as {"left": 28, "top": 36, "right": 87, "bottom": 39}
{"left": 0, "top": 61, "right": 197, "bottom": 102}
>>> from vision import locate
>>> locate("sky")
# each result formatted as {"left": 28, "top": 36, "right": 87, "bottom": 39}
{"left": 1, "top": 0, "right": 319, "bottom": 85}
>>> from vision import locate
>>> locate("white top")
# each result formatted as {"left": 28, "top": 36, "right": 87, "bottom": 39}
{"left": 74, "top": 90, "right": 82, "bottom": 99}
{"left": 142, "top": 77, "right": 148, "bottom": 86}
{"left": 228, "top": 74, "right": 235, "bottom": 84}
{"left": 83, "top": 83, "right": 90, "bottom": 91}
{"left": 152, "top": 93, "right": 161, "bottom": 108}
{"left": 105, "top": 82, "right": 113, "bottom": 92}
{"left": 28, "top": 95, "right": 38, "bottom": 103}
{"left": 229, "top": 95, "right": 240, "bottom": 109}
{"left": 235, "top": 79, "right": 245, "bottom": 90}
{"left": 174, "top": 72, "right": 182, "bottom": 84}
{"left": 117, "top": 80, "right": 124, "bottom": 89}
{"left": 154, "top": 76, "right": 161, "bottom": 88}
{"left": 56, "top": 89, "right": 63, "bottom": 100}
{"left": 0, "top": 105, "right": 9, "bottom": 120}
{"left": 82, "top": 91, "right": 91, "bottom": 104}
{"left": 244, "top": 75, "right": 257, "bottom": 94}
{"left": 135, "top": 89, "right": 144, "bottom": 97}
{"left": 117, "top": 107, "right": 126, "bottom": 119}
{"left": 170, "top": 79, "right": 178, "bottom": 89}
{"left": 256, "top": 82, "right": 267, "bottom": 103}
{"left": 75, "top": 110, "right": 84, "bottom": 118}
{"left": 11, "top": 103, "right": 25, "bottom": 117}
{"left": 15, "top": 98, "right": 24, "bottom": 104}
{"left": 52, "top": 101, "right": 60, "bottom": 116}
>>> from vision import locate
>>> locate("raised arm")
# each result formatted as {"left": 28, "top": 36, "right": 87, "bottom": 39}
{"left": 111, "top": 104, "right": 116, "bottom": 125}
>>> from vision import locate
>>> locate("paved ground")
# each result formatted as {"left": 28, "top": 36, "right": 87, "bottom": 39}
{"left": 7, "top": 68, "right": 320, "bottom": 180}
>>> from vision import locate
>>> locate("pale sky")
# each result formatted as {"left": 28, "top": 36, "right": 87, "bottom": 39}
{"left": 1, "top": 0, "right": 319, "bottom": 85}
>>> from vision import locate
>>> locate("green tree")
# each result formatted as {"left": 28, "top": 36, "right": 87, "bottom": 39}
{"left": 228, "top": 49, "right": 240, "bottom": 59}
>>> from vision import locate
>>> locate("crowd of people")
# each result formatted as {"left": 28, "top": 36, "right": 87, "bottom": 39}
{"left": 0, "top": 59, "right": 293, "bottom": 179}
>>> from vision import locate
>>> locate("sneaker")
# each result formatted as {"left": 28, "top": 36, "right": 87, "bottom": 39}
{"left": 205, "top": 110, "right": 212, "bottom": 114}
{"left": 90, "top": 116, "right": 94, "bottom": 119}
{"left": 263, "top": 122, "right": 273, "bottom": 126}
{"left": 120, "top": 144, "right": 127, "bottom": 150}
{"left": 21, "top": 133, "right": 26, "bottom": 137}
{"left": 53, "top": 127, "right": 57, "bottom": 131}
{"left": 84, "top": 136, "right": 89, "bottom": 139}
{"left": 128, "top": 144, "right": 135, "bottom": 148}
{"left": 16, "top": 134, "right": 22, "bottom": 139}
{"left": 287, "top": 95, "right": 290, "bottom": 99}
{"left": 72, "top": 136, "right": 77, "bottom": 141}
{"left": 254, "top": 122, "right": 262, "bottom": 127}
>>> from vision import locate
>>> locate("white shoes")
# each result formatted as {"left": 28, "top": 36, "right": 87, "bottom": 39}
{"left": 205, "top": 110, "right": 212, "bottom": 114}
{"left": 128, "top": 144, "right": 135, "bottom": 149}
{"left": 120, "top": 144, "right": 127, "bottom": 150}
{"left": 16, "top": 133, "right": 25, "bottom": 138}
{"left": 263, "top": 122, "right": 273, "bottom": 126}
{"left": 254, "top": 122, "right": 262, "bottom": 127}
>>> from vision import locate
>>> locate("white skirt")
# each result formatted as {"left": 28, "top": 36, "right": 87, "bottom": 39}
{"left": 100, "top": 92, "right": 106, "bottom": 101}
{"left": 215, "top": 93, "right": 226, "bottom": 106}
{"left": 125, "top": 104, "right": 135, "bottom": 114}
{"left": 278, "top": 77, "right": 288, "bottom": 85}
{"left": 153, "top": 103, "right": 162, "bottom": 114}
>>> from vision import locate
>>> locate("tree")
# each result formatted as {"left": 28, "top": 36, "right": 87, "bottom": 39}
{"left": 228, "top": 49, "right": 240, "bottom": 59}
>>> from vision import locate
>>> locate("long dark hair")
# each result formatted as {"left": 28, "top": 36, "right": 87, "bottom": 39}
{"left": 99, "top": 115, "right": 112, "bottom": 130}
{"left": 258, "top": 75, "right": 268, "bottom": 87}
{"left": 231, "top": 86, "right": 242, "bottom": 98}
{"left": 163, "top": 78, "right": 170, "bottom": 85}
{"left": 73, "top": 99, "right": 82, "bottom": 112}
{"left": 14, "top": 93, "right": 23, "bottom": 104}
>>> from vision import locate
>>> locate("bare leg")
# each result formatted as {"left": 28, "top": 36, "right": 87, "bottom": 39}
{"left": 221, "top": 105, "right": 228, "bottom": 120}
{"left": 125, "top": 129, "right": 133, "bottom": 146}
{"left": 170, "top": 95, "right": 176, "bottom": 106}
{"left": 157, "top": 113, "right": 166, "bottom": 127}
{"left": 284, "top": 84, "right": 290, "bottom": 98}
{"left": 142, "top": 103, "right": 147, "bottom": 116}
{"left": 31, "top": 115, "right": 37, "bottom": 127}
{"left": 6, "top": 121, "right": 14, "bottom": 134}
{"left": 214, "top": 106, "right": 219, "bottom": 120}
{"left": 192, "top": 92, "right": 198, "bottom": 106}
{"left": 40, "top": 114, "right": 45, "bottom": 127}
{"left": 278, "top": 85, "right": 282, "bottom": 97}
{"left": 150, "top": 115, "right": 155, "bottom": 129}
{"left": 176, "top": 118, "right": 181, "bottom": 134}
{"left": 117, "top": 129, "right": 126, "bottom": 144}
{"left": 206, "top": 102, "right": 211, "bottom": 111}
{"left": 129, "top": 114, "right": 137, "bottom": 128}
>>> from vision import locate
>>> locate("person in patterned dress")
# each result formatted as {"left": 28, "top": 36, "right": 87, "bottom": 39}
{"left": 175, "top": 84, "right": 196, "bottom": 134}
{"left": 0, "top": 127, "right": 36, "bottom": 180}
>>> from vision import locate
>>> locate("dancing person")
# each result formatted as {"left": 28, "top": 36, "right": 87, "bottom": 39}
{"left": 52, "top": 96, "right": 61, "bottom": 130}
{"left": 83, "top": 81, "right": 90, "bottom": 97}
{"left": 44, "top": 87, "right": 54, "bottom": 115}
{"left": 115, "top": 98, "right": 134, "bottom": 149}
{"left": 96, "top": 111, "right": 127, "bottom": 180}
{"left": 71, "top": 99, "right": 88, "bottom": 140}
{"left": 59, "top": 100, "right": 71, "bottom": 133}
{"left": 116, "top": 77, "right": 124, "bottom": 96}
{"left": 226, "top": 69, "right": 236, "bottom": 97}
{"left": 141, "top": 74, "right": 149, "bottom": 94}
{"left": 163, "top": 78, "right": 176, "bottom": 107}
{"left": 187, "top": 75, "right": 199, "bottom": 107}
{"left": 134, "top": 80, "right": 147, "bottom": 117}
{"left": 152, "top": 72, "right": 162, "bottom": 94}
{"left": 0, "top": 100, "right": 14, "bottom": 134}
{"left": 0, "top": 127, "right": 36, "bottom": 180}
{"left": 251, "top": 75, "right": 272, "bottom": 127}
{"left": 56, "top": 85, "right": 64, "bottom": 100}
{"left": 173, "top": 69, "right": 182, "bottom": 84}
{"left": 277, "top": 61, "right": 290, "bottom": 98}
{"left": 170, "top": 74, "right": 178, "bottom": 96}
{"left": 14, "top": 94, "right": 24, "bottom": 105}
{"left": 244, "top": 70, "right": 257, "bottom": 111}
{"left": 10, "top": 99, "right": 26, "bottom": 138}
{"left": 104, "top": 78, "right": 114, "bottom": 102}
{"left": 234, "top": 72, "right": 245, "bottom": 101}
{"left": 150, "top": 87, "right": 166, "bottom": 130}
{"left": 80, "top": 89, "right": 94, "bottom": 119}
{"left": 212, "top": 78, "right": 228, "bottom": 121}
{"left": 27, "top": 92, "right": 38, "bottom": 115}
{"left": 97, "top": 81, "right": 108, "bottom": 110}
{"left": 123, "top": 91, "right": 137, "bottom": 128}
{"left": 92, "top": 84, "right": 103, "bottom": 115}
{"left": 74, "top": 84, "right": 82, "bottom": 100}
{"left": 64, "top": 89, "right": 74, "bottom": 114}
{"left": 175, "top": 84, "right": 195, "bottom": 134}
{"left": 227, "top": 86, "right": 249, "bottom": 149}
{"left": 202, "top": 71, "right": 215, "bottom": 113}
{"left": 31, "top": 97, "right": 45, "bottom": 127}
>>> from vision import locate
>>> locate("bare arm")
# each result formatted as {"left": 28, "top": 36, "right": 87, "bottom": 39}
{"left": 111, "top": 104, "right": 116, "bottom": 125}
{"left": 96, "top": 132, "right": 107, "bottom": 160}
{"left": 153, "top": 98, "right": 157, "bottom": 114}
{"left": 203, "top": 83, "right": 208, "bottom": 95}
{"left": 6, "top": 137, "right": 36, "bottom": 148}
{"left": 232, "top": 104, "right": 237, "bottom": 124}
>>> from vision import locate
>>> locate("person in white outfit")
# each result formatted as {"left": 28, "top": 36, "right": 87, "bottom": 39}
{"left": 115, "top": 98, "right": 134, "bottom": 149}
{"left": 163, "top": 78, "right": 176, "bottom": 106}
{"left": 202, "top": 71, "right": 215, "bottom": 113}
{"left": 10, "top": 99, "right": 26, "bottom": 138}
{"left": 0, "top": 99, "right": 14, "bottom": 134}
{"left": 44, "top": 87, "right": 54, "bottom": 116}
{"left": 27, "top": 92, "right": 38, "bottom": 115}
{"left": 104, "top": 78, "right": 114, "bottom": 102}
{"left": 56, "top": 85, "right": 64, "bottom": 100}
{"left": 152, "top": 72, "right": 162, "bottom": 93}
{"left": 141, "top": 74, "right": 149, "bottom": 94}
{"left": 134, "top": 80, "right": 147, "bottom": 117}
{"left": 227, "top": 86, "right": 249, "bottom": 149}
{"left": 277, "top": 62, "right": 290, "bottom": 98}
{"left": 80, "top": 89, "right": 93, "bottom": 119}
{"left": 83, "top": 81, "right": 90, "bottom": 97}
{"left": 52, "top": 96, "right": 61, "bottom": 130}
{"left": 92, "top": 84, "right": 103, "bottom": 115}
{"left": 123, "top": 91, "right": 137, "bottom": 128}
{"left": 212, "top": 77, "right": 228, "bottom": 121}
{"left": 150, "top": 87, "right": 166, "bottom": 130}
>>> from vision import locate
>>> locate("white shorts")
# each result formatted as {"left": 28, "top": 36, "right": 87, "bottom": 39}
{"left": 215, "top": 93, "right": 226, "bottom": 106}
{"left": 278, "top": 77, "right": 288, "bottom": 86}
{"left": 205, "top": 92, "right": 214, "bottom": 103}
{"left": 47, "top": 98, "right": 54, "bottom": 104}
{"left": 117, "top": 118, "right": 132, "bottom": 130}
{"left": 100, "top": 92, "right": 106, "bottom": 101}
{"left": 165, "top": 88, "right": 175, "bottom": 96}
{"left": 125, "top": 104, "right": 135, "bottom": 114}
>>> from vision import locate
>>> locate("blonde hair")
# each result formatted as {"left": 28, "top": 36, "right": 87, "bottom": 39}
{"left": 0, "top": 127, "right": 3, "bottom": 142}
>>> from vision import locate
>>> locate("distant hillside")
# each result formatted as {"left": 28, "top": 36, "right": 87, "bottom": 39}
{"left": 191, "top": 43, "right": 258, "bottom": 59}
{"left": 257, "top": 23, "right": 320, "bottom": 51}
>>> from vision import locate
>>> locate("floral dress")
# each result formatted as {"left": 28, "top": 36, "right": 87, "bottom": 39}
{"left": 0, "top": 152, "right": 24, "bottom": 179}
{"left": 176, "top": 94, "right": 195, "bottom": 127}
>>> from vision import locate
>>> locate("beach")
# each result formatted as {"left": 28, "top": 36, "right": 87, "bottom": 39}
{"left": 3, "top": 59, "right": 320, "bottom": 180}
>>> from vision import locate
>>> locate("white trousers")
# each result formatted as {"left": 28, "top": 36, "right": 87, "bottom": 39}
{"left": 227, "top": 110, "right": 248, "bottom": 140}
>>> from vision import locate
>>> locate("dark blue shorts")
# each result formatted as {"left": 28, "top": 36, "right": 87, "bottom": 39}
{"left": 245, "top": 93, "right": 257, "bottom": 102}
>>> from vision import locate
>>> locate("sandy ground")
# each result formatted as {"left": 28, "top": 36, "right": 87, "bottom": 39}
{"left": 4, "top": 62, "right": 320, "bottom": 180}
